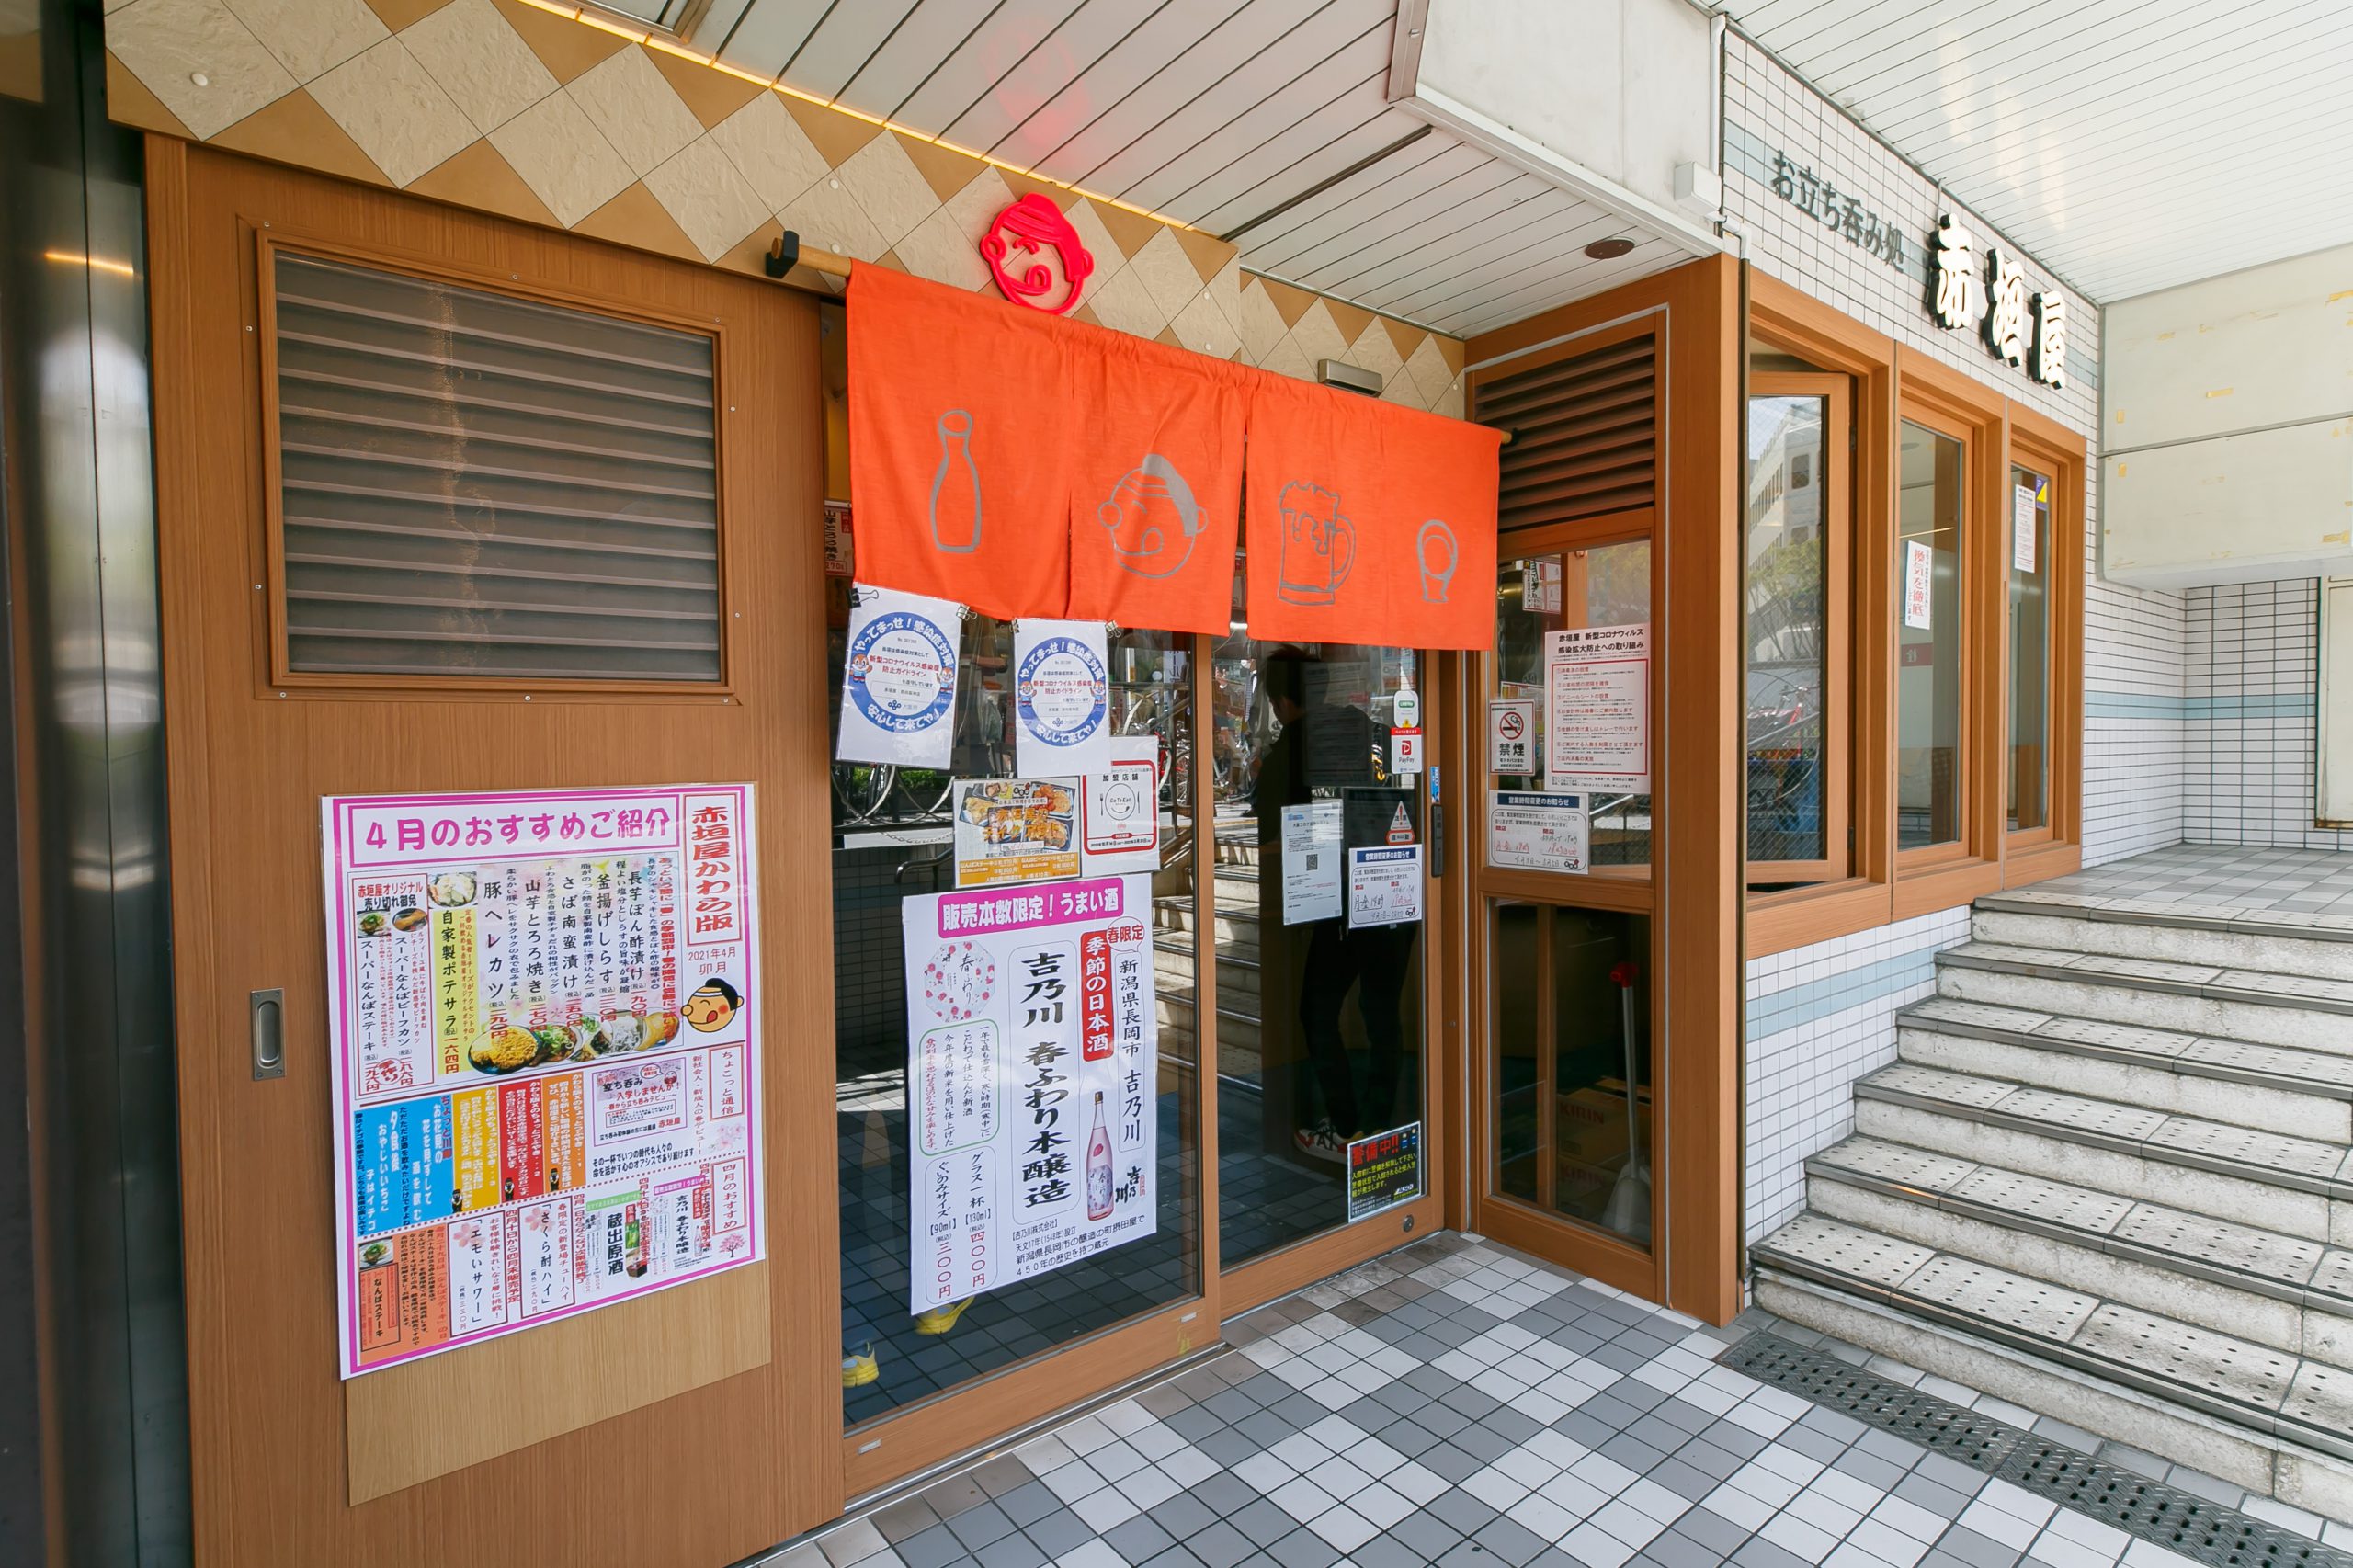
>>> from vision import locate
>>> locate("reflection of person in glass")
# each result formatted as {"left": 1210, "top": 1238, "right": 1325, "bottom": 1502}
{"left": 1251, "top": 649, "right": 1418, "bottom": 1165}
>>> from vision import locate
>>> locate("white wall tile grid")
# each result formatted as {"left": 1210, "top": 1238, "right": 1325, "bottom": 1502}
{"left": 1741, "top": 906, "right": 1973, "bottom": 1245}
{"left": 770, "top": 1234, "right": 2338, "bottom": 1568}
{"left": 2184, "top": 580, "right": 2347, "bottom": 851}
{"left": 1723, "top": 35, "right": 2188, "bottom": 871}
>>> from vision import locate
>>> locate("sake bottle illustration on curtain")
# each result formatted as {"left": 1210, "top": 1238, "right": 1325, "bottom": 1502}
{"left": 1086, "top": 1089, "right": 1114, "bottom": 1221}
{"left": 930, "top": 410, "right": 983, "bottom": 552}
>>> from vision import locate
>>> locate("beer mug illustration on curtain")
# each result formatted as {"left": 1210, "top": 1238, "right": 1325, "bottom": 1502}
{"left": 1416, "top": 518, "right": 1459, "bottom": 604}
{"left": 930, "top": 410, "right": 982, "bottom": 552}
{"left": 1276, "top": 482, "right": 1354, "bottom": 606}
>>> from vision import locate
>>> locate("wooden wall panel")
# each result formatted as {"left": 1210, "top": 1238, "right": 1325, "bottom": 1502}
{"left": 148, "top": 138, "right": 840, "bottom": 1567}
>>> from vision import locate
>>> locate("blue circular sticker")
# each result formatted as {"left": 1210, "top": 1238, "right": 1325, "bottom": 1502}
{"left": 1016, "top": 635, "right": 1108, "bottom": 749}
{"left": 847, "top": 611, "right": 956, "bottom": 735}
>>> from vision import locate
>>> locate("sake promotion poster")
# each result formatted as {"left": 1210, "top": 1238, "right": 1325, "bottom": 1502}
{"left": 900, "top": 875, "right": 1156, "bottom": 1313}
{"left": 321, "top": 784, "right": 765, "bottom": 1378}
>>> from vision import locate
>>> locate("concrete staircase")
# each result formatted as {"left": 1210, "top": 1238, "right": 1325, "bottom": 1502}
{"left": 1753, "top": 888, "right": 2353, "bottom": 1524}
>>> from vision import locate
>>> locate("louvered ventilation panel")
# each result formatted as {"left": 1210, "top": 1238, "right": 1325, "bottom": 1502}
{"left": 271, "top": 251, "right": 722, "bottom": 682}
{"left": 1477, "top": 335, "right": 1656, "bottom": 530}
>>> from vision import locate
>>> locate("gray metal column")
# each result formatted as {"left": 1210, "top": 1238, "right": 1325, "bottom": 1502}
{"left": 0, "top": 0, "right": 191, "bottom": 1562}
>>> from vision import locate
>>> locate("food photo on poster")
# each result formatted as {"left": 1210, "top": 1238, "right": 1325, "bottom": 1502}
{"left": 323, "top": 784, "right": 763, "bottom": 1378}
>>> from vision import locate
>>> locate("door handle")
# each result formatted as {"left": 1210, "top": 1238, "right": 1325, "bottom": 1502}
{"left": 251, "top": 988, "right": 285, "bottom": 1080}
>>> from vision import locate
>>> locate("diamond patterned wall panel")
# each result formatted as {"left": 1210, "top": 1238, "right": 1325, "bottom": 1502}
{"left": 100, "top": 0, "right": 1468, "bottom": 415}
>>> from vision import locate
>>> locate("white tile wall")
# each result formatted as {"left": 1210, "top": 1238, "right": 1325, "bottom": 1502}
{"left": 1723, "top": 39, "right": 2191, "bottom": 1244}
{"left": 1741, "top": 905, "right": 1972, "bottom": 1243}
{"left": 2183, "top": 579, "right": 2343, "bottom": 848}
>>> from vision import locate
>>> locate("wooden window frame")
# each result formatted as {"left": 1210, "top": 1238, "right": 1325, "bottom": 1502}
{"left": 1745, "top": 371, "right": 1851, "bottom": 887}
{"left": 1742, "top": 273, "right": 2086, "bottom": 957}
{"left": 254, "top": 229, "right": 740, "bottom": 699}
{"left": 2002, "top": 402, "right": 2086, "bottom": 885}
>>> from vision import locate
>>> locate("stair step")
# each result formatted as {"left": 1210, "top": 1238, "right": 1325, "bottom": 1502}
{"left": 1804, "top": 1134, "right": 2353, "bottom": 1368}
{"left": 1896, "top": 996, "right": 2353, "bottom": 1142}
{"left": 1935, "top": 942, "right": 2353, "bottom": 1057}
{"left": 1976, "top": 891, "right": 2353, "bottom": 982}
{"left": 1850, "top": 1063, "right": 2353, "bottom": 1242}
{"left": 1753, "top": 1214, "right": 2353, "bottom": 1466}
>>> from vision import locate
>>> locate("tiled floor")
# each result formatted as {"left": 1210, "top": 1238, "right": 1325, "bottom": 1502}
{"left": 767, "top": 1234, "right": 2350, "bottom": 1568}
{"left": 2029, "top": 843, "right": 2353, "bottom": 918}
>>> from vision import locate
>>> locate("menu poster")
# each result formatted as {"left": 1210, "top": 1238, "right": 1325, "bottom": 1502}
{"left": 1488, "top": 790, "right": 1589, "bottom": 873}
{"left": 1348, "top": 844, "right": 1424, "bottom": 929}
{"left": 824, "top": 499, "right": 854, "bottom": 578}
{"left": 1545, "top": 623, "right": 1651, "bottom": 794}
{"left": 1012, "top": 619, "right": 1113, "bottom": 777}
{"left": 902, "top": 876, "right": 1157, "bottom": 1313}
{"left": 324, "top": 785, "right": 763, "bottom": 1379}
{"left": 838, "top": 584, "right": 960, "bottom": 768}
{"left": 953, "top": 778, "right": 1082, "bottom": 889}
{"left": 1280, "top": 801, "right": 1344, "bottom": 926}
{"left": 1081, "top": 736, "right": 1161, "bottom": 877}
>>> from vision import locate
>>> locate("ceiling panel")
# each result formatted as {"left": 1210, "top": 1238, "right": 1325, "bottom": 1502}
{"left": 691, "top": 0, "right": 1697, "bottom": 337}
{"left": 1726, "top": 0, "right": 2353, "bottom": 300}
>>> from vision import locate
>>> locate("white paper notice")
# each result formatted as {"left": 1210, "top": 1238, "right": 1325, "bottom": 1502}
{"left": 1013, "top": 619, "right": 1113, "bottom": 777}
{"left": 2013, "top": 482, "right": 2040, "bottom": 574}
{"left": 1280, "top": 801, "right": 1343, "bottom": 926}
{"left": 1544, "top": 623, "right": 1650, "bottom": 793}
{"left": 837, "top": 584, "right": 960, "bottom": 768}
{"left": 902, "top": 876, "right": 1156, "bottom": 1313}
{"left": 1487, "top": 790, "right": 1588, "bottom": 873}
{"left": 1348, "top": 845, "right": 1423, "bottom": 929}
{"left": 1082, "top": 736, "right": 1161, "bottom": 876}
{"left": 1489, "top": 699, "right": 1535, "bottom": 775}
{"left": 1903, "top": 540, "right": 1934, "bottom": 631}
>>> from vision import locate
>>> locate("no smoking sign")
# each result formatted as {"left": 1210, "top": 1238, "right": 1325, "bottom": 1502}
{"left": 1488, "top": 698, "right": 1535, "bottom": 776}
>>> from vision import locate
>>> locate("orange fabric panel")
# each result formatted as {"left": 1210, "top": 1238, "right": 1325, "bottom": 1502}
{"left": 1064, "top": 331, "right": 1244, "bottom": 637}
{"left": 847, "top": 265, "right": 1073, "bottom": 619}
{"left": 1241, "top": 378, "right": 1503, "bottom": 650}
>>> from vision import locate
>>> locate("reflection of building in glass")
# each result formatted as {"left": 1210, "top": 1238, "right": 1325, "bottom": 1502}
{"left": 1745, "top": 395, "right": 1828, "bottom": 865}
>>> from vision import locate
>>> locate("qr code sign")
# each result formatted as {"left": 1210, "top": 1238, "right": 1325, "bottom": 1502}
{"left": 1305, "top": 854, "right": 1321, "bottom": 870}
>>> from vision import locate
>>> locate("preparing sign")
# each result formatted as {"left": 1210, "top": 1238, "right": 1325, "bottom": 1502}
{"left": 1488, "top": 699, "right": 1535, "bottom": 774}
{"left": 1081, "top": 735, "right": 1161, "bottom": 876}
{"left": 322, "top": 784, "right": 763, "bottom": 1378}
{"left": 1280, "top": 801, "right": 1343, "bottom": 925}
{"left": 1347, "top": 1122, "right": 1424, "bottom": 1221}
{"left": 1488, "top": 790, "right": 1589, "bottom": 873}
{"left": 1348, "top": 844, "right": 1423, "bottom": 929}
{"left": 837, "top": 584, "right": 960, "bottom": 768}
{"left": 902, "top": 876, "right": 1156, "bottom": 1313}
{"left": 953, "top": 778, "right": 1080, "bottom": 889}
{"left": 1013, "top": 619, "right": 1112, "bottom": 776}
{"left": 1545, "top": 623, "right": 1651, "bottom": 793}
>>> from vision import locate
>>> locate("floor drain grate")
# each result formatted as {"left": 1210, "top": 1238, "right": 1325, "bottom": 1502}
{"left": 1721, "top": 1333, "right": 2351, "bottom": 1568}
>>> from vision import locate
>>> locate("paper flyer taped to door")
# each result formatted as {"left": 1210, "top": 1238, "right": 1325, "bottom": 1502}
{"left": 321, "top": 784, "right": 764, "bottom": 1378}
{"left": 836, "top": 584, "right": 960, "bottom": 768}
{"left": 901, "top": 876, "right": 1157, "bottom": 1313}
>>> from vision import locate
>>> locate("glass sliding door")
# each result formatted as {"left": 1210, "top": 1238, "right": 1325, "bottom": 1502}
{"left": 1210, "top": 634, "right": 1430, "bottom": 1272}
{"left": 826, "top": 598, "right": 1205, "bottom": 1460}
{"left": 1896, "top": 417, "right": 1967, "bottom": 853}
{"left": 2007, "top": 464, "right": 2052, "bottom": 834}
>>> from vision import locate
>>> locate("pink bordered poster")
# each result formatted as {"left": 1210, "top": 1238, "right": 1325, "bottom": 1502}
{"left": 321, "top": 783, "right": 764, "bottom": 1378}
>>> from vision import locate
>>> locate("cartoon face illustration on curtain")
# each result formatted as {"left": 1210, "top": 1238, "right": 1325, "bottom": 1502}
{"left": 1097, "top": 454, "right": 1203, "bottom": 578}
{"left": 1276, "top": 482, "right": 1356, "bottom": 606}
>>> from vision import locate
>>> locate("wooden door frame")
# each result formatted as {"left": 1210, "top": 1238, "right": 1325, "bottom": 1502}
{"left": 1461, "top": 256, "right": 1742, "bottom": 1326}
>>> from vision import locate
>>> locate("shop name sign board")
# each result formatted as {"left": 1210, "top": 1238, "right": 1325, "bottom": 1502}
{"left": 322, "top": 785, "right": 764, "bottom": 1378}
{"left": 1762, "top": 150, "right": 2065, "bottom": 392}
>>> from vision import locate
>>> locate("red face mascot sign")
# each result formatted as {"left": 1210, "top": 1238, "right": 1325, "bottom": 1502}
{"left": 980, "top": 193, "right": 1095, "bottom": 316}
